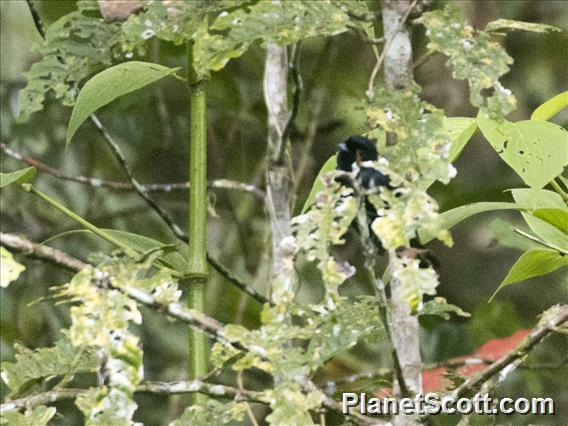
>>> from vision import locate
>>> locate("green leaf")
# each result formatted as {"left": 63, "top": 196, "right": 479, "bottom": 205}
{"left": 301, "top": 155, "right": 337, "bottom": 213}
{"left": 194, "top": 1, "right": 350, "bottom": 74}
{"left": 0, "top": 248, "right": 25, "bottom": 288}
{"left": 531, "top": 91, "right": 568, "bottom": 121}
{"left": 422, "top": 7, "right": 516, "bottom": 116}
{"left": 66, "top": 62, "right": 179, "bottom": 147}
{"left": 485, "top": 19, "right": 561, "bottom": 33}
{"left": 97, "top": 229, "right": 187, "bottom": 272}
{"left": 418, "top": 202, "right": 524, "bottom": 244}
{"left": 512, "top": 189, "right": 568, "bottom": 249}
{"left": 0, "top": 167, "right": 36, "bottom": 188}
{"left": 444, "top": 117, "right": 478, "bottom": 161}
{"left": 0, "top": 406, "right": 56, "bottom": 426}
{"left": 1, "top": 337, "right": 99, "bottom": 396}
{"left": 490, "top": 248, "right": 568, "bottom": 301}
{"left": 531, "top": 208, "right": 568, "bottom": 235}
{"left": 477, "top": 114, "right": 568, "bottom": 188}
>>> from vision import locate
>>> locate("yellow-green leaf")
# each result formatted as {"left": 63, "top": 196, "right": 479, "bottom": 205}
{"left": 301, "top": 155, "right": 337, "bottom": 213}
{"left": 531, "top": 91, "right": 568, "bottom": 122}
{"left": 485, "top": 19, "right": 561, "bottom": 34}
{"left": 418, "top": 202, "right": 525, "bottom": 244}
{"left": 512, "top": 189, "right": 568, "bottom": 250}
{"left": 0, "top": 167, "right": 36, "bottom": 188}
{"left": 531, "top": 208, "right": 568, "bottom": 235}
{"left": 478, "top": 114, "right": 568, "bottom": 189}
{"left": 490, "top": 248, "right": 568, "bottom": 301}
{"left": 0, "top": 247, "right": 25, "bottom": 288}
{"left": 444, "top": 117, "right": 478, "bottom": 161}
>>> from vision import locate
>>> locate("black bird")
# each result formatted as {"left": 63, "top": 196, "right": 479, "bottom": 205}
{"left": 336, "top": 136, "right": 391, "bottom": 190}
{"left": 336, "top": 135, "right": 437, "bottom": 268}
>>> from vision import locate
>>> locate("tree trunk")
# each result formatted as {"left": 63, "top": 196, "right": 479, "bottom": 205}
{"left": 382, "top": 1, "right": 423, "bottom": 424}
{"left": 263, "top": 42, "right": 292, "bottom": 295}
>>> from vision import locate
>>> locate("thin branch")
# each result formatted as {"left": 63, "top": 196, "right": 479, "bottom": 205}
{"left": 279, "top": 41, "right": 303, "bottom": 164}
{"left": 367, "top": 0, "right": 418, "bottom": 99}
{"left": 89, "top": 115, "right": 188, "bottom": 241}
{"left": 293, "top": 92, "right": 324, "bottom": 195}
{"left": 1, "top": 379, "right": 379, "bottom": 426}
{"left": 348, "top": 24, "right": 385, "bottom": 45}
{"left": 1, "top": 142, "right": 264, "bottom": 197}
{"left": 450, "top": 305, "right": 568, "bottom": 400}
{"left": 207, "top": 255, "right": 272, "bottom": 306}
{"left": 412, "top": 50, "right": 436, "bottom": 71}
{"left": 0, "top": 232, "right": 86, "bottom": 271}
{"left": 0, "top": 381, "right": 268, "bottom": 413}
{"left": 513, "top": 228, "right": 568, "bottom": 255}
{"left": 25, "top": 0, "right": 45, "bottom": 38}
{"left": 264, "top": 41, "right": 293, "bottom": 294}
{"left": 551, "top": 179, "right": 568, "bottom": 204}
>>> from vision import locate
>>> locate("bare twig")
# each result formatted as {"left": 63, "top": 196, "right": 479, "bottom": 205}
{"left": 2, "top": 141, "right": 263, "bottom": 197}
{"left": 264, "top": 40, "right": 293, "bottom": 293}
{"left": 0, "top": 381, "right": 268, "bottom": 414}
{"left": 367, "top": 0, "right": 418, "bottom": 99}
{"left": 89, "top": 115, "right": 189, "bottom": 242}
{"left": 207, "top": 254, "right": 272, "bottom": 306}
{"left": 379, "top": 4, "right": 422, "bottom": 423}
{"left": 25, "top": 0, "right": 45, "bottom": 38}
{"left": 279, "top": 42, "right": 302, "bottom": 163}
{"left": 237, "top": 371, "right": 260, "bottom": 426}
{"left": 1, "top": 232, "right": 86, "bottom": 271}
{"left": 293, "top": 92, "right": 324, "bottom": 195}
{"left": 450, "top": 305, "right": 568, "bottom": 400}
{"left": 512, "top": 228, "right": 568, "bottom": 255}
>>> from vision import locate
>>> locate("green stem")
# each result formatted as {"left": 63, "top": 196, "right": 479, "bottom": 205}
{"left": 21, "top": 184, "right": 138, "bottom": 258}
{"left": 551, "top": 179, "right": 568, "bottom": 204}
{"left": 185, "top": 42, "right": 209, "bottom": 405}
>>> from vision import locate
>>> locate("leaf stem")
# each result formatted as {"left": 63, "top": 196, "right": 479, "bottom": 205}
{"left": 512, "top": 228, "right": 568, "bottom": 255}
{"left": 551, "top": 179, "right": 568, "bottom": 204}
{"left": 21, "top": 184, "right": 138, "bottom": 258}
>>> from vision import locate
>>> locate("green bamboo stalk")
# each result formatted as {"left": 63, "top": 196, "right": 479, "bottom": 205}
{"left": 185, "top": 41, "right": 209, "bottom": 405}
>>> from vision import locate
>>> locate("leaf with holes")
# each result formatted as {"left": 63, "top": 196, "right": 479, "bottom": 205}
{"left": 478, "top": 114, "right": 568, "bottom": 188}
{"left": 490, "top": 248, "right": 568, "bottom": 301}
{"left": 66, "top": 62, "right": 179, "bottom": 147}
